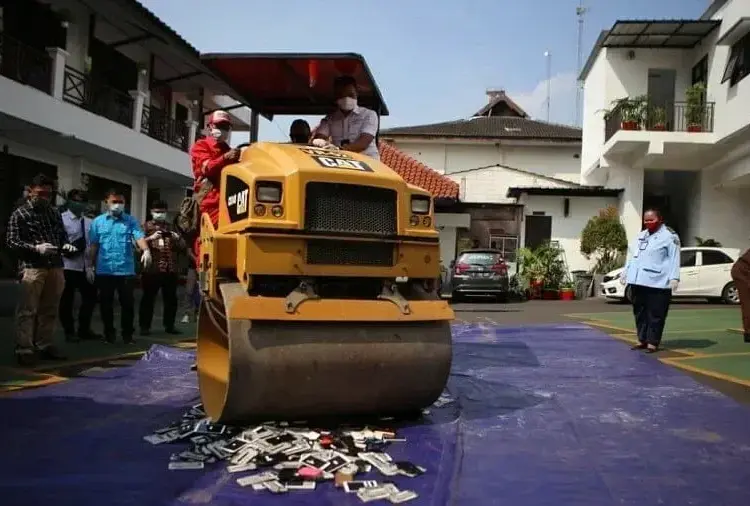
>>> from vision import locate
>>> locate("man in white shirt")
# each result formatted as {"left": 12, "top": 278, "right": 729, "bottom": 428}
{"left": 313, "top": 75, "right": 380, "bottom": 160}
{"left": 58, "top": 189, "right": 100, "bottom": 342}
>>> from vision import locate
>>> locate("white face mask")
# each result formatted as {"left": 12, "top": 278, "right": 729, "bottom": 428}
{"left": 109, "top": 203, "right": 124, "bottom": 215}
{"left": 210, "top": 127, "right": 231, "bottom": 143}
{"left": 337, "top": 97, "right": 357, "bottom": 111}
{"left": 152, "top": 212, "right": 166, "bottom": 221}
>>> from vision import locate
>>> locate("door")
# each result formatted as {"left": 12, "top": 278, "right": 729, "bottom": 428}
{"left": 647, "top": 69, "right": 676, "bottom": 129}
{"left": 696, "top": 249, "right": 735, "bottom": 297}
{"left": 524, "top": 215, "right": 552, "bottom": 251}
{"left": 676, "top": 249, "right": 701, "bottom": 295}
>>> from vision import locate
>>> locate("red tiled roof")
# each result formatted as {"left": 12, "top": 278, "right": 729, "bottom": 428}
{"left": 378, "top": 142, "right": 459, "bottom": 200}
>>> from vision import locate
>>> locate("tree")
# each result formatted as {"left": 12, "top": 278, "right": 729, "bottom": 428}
{"left": 580, "top": 205, "right": 628, "bottom": 274}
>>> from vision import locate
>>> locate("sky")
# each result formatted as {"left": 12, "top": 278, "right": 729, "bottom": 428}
{"left": 140, "top": 0, "right": 711, "bottom": 142}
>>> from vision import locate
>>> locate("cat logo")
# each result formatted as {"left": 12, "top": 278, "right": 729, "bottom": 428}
{"left": 298, "top": 146, "right": 374, "bottom": 172}
{"left": 227, "top": 188, "right": 248, "bottom": 215}
{"left": 224, "top": 175, "right": 250, "bottom": 222}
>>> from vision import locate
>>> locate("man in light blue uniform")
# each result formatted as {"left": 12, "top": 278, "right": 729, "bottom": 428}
{"left": 620, "top": 208, "right": 680, "bottom": 353}
{"left": 87, "top": 190, "right": 152, "bottom": 344}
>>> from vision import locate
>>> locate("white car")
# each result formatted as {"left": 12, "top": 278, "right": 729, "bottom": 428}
{"left": 600, "top": 247, "right": 741, "bottom": 304}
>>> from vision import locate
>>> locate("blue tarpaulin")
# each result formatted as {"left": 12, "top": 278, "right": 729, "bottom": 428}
{"left": 2, "top": 323, "right": 750, "bottom": 506}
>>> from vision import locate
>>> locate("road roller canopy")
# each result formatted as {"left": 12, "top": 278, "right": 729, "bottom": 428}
{"left": 200, "top": 52, "right": 390, "bottom": 120}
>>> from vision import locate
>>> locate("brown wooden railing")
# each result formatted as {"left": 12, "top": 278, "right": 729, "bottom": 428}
{"left": 0, "top": 32, "right": 52, "bottom": 94}
{"left": 604, "top": 99, "right": 715, "bottom": 142}
{"left": 141, "top": 105, "right": 189, "bottom": 152}
{"left": 62, "top": 66, "right": 134, "bottom": 128}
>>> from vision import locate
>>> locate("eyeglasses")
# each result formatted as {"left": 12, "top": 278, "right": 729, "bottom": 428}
{"left": 110, "top": 199, "right": 125, "bottom": 204}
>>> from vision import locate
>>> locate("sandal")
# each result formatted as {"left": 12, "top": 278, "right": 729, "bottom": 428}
{"left": 645, "top": 345, "right": 659, "bottom": 353}
{"left": 631, "top": 342, "right": 647, "bottom": 350}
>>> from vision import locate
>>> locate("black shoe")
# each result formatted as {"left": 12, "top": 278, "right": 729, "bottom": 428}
{"left": 165, "top": 327, "right": 182, "bottom": 335}
{"left": 38, "top": 346, "right": 67, "bottom": 361}
{"left": 744, "top": 332, "right": 750, "bottom": 343}
{"left": 65, "top": 333, "right": 81, "bottom": 343}
{"left": 103, "top": 333, "right": 116, "bottom": 344}
{"left": 190, "top": 362, "right": 197, "bottom": 371}
{"left": 16, "top": 350, "right": 38, "bottom": 367}
{"left": 631, "top": 342, "right": 647, "bottom": 350}
{"left": 123, "top": 336, "right": 136, "bottom": 345}
{"left": 140, "top": 329, "right": 151, "bottom": 336}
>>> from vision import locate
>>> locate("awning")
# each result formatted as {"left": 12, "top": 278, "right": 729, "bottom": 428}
{"left": 601, "top": 20, "right": 720, "bottom": 48}
{"left": 200, "top": 53, "right": 389, "bottom": 120}
{"left": 506, "top": 187, "right": 624, "bottom": 199}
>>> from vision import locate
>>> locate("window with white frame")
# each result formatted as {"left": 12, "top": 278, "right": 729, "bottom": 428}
{"left": 488, "top": 235, "right": 518, "bottom": 262}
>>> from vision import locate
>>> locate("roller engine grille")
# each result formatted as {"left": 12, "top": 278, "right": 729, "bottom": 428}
{"left": 304, "top": 182, "right": 397, "bottom": 236}
{"left": 306, "top": 240, "right": 394, "bottom": 266}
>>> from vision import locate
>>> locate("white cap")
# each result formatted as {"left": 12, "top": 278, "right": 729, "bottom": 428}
{"left": 208, "top": 110, "right": 231, "bottom": 125}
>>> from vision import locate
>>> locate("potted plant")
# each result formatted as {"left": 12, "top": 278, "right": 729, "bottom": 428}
{"left": 649, "top": 105, "right": 667, "bottom": 131}
{"left": 517, "top": 247, "right": 545, "bottom": 299}
{"left": 685, "top": 82, "right": 706, "bottom": 132}
{"left": 695, "top": 236, "right": 722, "bottom": 247}
{"left": 603, "top": 96, "right": 646, "bottom": 131}
{"left": 559, "top": 281, "right": 576, "bottom": 301}
{"left": 580, "top": 206, "right": 628, "bottom": 294}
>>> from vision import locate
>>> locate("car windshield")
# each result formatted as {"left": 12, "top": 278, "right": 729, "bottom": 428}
{"left": 458, "top": 252, "right": 502, "bottom": 265}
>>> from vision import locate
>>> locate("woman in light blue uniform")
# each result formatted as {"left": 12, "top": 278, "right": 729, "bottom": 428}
{"left": 620, "top": 208, "right": 680, "bottom": 353}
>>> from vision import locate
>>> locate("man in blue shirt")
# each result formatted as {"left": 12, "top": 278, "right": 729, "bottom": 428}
{"left": 621, "top": 208, "right": 680, "bottom": 353}
{"left": 87, "top": 190, "right": 152, "bottom": 344}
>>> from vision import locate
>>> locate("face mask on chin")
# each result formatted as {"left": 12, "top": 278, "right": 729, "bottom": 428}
{"left": 337, "top": 97, "right": 357, "bottom": 112}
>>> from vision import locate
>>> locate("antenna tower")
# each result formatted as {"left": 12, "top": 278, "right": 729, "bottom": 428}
{"left": 575, "top": 0, "right": 588, "bottom": 127}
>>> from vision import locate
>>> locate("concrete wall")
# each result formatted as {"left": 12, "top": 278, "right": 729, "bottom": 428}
{"left": 389, "top": 140, "right": 581, "bottom": 204}
{"left": 520, "top": 194, "right": 620, "bottom": 273}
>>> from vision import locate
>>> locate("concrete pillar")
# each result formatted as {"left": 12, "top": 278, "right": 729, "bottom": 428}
{"left": 46, "top": 48, "right": 69, "bottom": 99}
{"left": 131, "top": 175, "right": 148, "bottom": 222}
{"left": 249, "top": 110, "right": 260, "bottom": 143}
{"left": 64, "top": 8, "right": 89, "bottom": 73}
{"left": 609, "top": 165, "right": 644, "bottom": 246}
{"left": 187, "top": 120, "right": 199, "bottom": 149}
{"left": 129, "top": 90, "right": 147, "bottom": 132}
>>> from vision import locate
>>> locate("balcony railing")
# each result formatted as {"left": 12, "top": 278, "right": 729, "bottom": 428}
{"left": 0, "top": 32, "right": 52, "bottom": 94}
{"left": 604, "top": 99, "right": 715, "bottom": 142}
{"left": 62, "top": 66, "right": 134, "bottom": 128}
{"left": 141, "top": 106, "right": 189, "bottom": 152}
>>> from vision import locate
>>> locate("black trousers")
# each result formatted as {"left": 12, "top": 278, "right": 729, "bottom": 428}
{"left": 139, "top": 272, "right": 178, "bottom": 331}
{"left": 58, "top": 269, "right": 97, "bottom": 336}
{"left": 630, "top": 284, "right": 672, "bottom": 346}
{"left": 97, "top": 275, "right": 135, "bottom": 339}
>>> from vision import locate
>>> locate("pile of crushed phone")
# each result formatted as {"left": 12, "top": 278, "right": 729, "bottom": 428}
{"left": 143, "top": 403, "right": 426, "bottom": 503}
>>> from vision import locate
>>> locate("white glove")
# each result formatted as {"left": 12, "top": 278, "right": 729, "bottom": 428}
{"left": 62, "top": 244, "right": 78, "bottom": 254}
{"left": 146, "top": 232, "right": 161, "bottom": 241}
{"left": 669, "top": 279, "right": 679, "bottom": 291}
{"left": 85, "top": 267, "right": 96, "bottom": 284}
{"left": 34, "top": 243, "right": 58, "bottom": 255}
{"left": 311, "top": 138, "right": 338, "bottom": 150}
{"left": 141, "top": 249, "right": 152, "bottom": 268}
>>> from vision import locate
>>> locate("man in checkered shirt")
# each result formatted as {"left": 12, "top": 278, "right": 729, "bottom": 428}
{"left": 6, "top": 174, "right": 79, "bottom": 366}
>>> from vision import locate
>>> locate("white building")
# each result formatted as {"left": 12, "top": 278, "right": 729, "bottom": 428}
{"left": 580, "top": 0, "right": 750, "bottom": 249}
{"left": 382, "top": 90, "right": 618, "bottom": 273}
{"left": 0, "top": 0, "right": 252, "bottom": 277}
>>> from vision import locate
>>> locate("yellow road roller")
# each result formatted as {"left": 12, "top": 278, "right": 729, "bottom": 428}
{"left": 196, "top": 52, "right": 454, "bottom": 424}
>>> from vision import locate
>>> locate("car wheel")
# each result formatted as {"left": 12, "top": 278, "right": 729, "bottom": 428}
{"left": 721, "top": 282, "right": 740, "bottom": 305}
{"left": 451, "top": 292, "right": 461, "bottom": 303}
{"left": 624, "top": 285, "right": 633, "bottom": 304}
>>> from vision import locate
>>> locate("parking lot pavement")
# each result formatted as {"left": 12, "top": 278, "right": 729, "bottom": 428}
{"left": 450, "top": 297, "right": 731, "bottom": 325}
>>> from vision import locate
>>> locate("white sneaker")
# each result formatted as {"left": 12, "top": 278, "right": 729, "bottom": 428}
{"left": 180, "top": 314, "right": 190, "bottom": 324}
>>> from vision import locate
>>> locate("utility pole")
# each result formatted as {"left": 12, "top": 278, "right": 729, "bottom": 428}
{"left": 544, "top": 51, "right": 551, "bottom": 122}
{"left": 575, "top": 0, "right": 588, "bottom": 127}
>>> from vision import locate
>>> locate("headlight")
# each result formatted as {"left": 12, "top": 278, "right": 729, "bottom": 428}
{"left": 255, "top": 182, "right": 282, "bottom": 203}
{"left": 411, "top": 195, "right": 430, "bottom": 215}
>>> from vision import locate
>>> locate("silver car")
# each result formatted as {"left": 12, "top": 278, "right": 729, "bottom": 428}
{"left": 444, "top": 249, "right": 510, "bottom": 302}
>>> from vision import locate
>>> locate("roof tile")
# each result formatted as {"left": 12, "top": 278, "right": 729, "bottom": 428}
{"left": 378, "top": 142, "right": 459, "bottom": 199}
{"left": 381, "top": 116, "right": 582, "bottom": 141}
